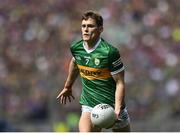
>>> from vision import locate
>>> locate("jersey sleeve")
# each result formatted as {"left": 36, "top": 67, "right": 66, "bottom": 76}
{"left": 70, "top": 39, "right": 83, "bottom": 59}
{"left": 108, "top": 47, "right": 125, "bottom": 75}
{"left": 70, "top": 44, "right": 74, "bottom": 57}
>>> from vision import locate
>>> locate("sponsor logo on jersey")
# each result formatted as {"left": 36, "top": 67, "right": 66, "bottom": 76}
{"left": 77, "top": 65, "right": 111, "bottom": 80}
{"left": 84, "top": 56, "right": 91, "bottom": 59}
{"left": 75, "top": 56, "right": 81, "bottom": 60}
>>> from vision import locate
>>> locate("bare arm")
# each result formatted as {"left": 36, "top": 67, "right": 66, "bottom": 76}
{"left": 57, "top": 58, "right": 79, "bottom": 104}
{"left": 112, "top": 70, "right": 125, "bottom": 118}
{"left": 64, "top": 58, "right": 79, "bottom": 88}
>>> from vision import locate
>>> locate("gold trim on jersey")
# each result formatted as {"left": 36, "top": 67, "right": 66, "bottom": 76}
{"left": 77, "top": 64, "right": 111, "bottom": 80}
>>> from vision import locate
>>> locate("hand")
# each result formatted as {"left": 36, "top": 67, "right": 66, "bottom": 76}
{"left": 114, "top": 108, "right": 121, "bottom": 120}
{"left": 56, "top": 87, "right": 75, "bottom": 104}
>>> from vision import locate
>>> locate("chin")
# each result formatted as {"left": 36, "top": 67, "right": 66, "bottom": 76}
{"left": 83, "top": 38, "right": 90, "bottom": 42}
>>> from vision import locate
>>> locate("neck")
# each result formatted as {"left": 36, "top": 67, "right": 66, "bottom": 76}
{"left": 84, "top": 37, "right": 100, "bottom": 50}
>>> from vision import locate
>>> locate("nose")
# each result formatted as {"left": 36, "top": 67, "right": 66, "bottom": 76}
{"left": 84, "top": 26, "right": 88, "bottom": 32}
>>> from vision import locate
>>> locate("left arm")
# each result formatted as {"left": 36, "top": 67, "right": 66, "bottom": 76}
{"left": 112, "top": 70, "right": 125, "bottom": 119}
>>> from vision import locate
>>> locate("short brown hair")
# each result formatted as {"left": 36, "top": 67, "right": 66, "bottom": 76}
{"left": 82, "top": 10, "right": 103, "bottom": 27}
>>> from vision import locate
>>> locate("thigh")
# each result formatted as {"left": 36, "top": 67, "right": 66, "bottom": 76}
{"left": 79, "top": 112, "right": 101, "bottom": 132}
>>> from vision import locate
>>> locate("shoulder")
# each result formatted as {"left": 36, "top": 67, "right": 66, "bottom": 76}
{"left": 70, "top": 39, "right": 83, "bottom": 50}
{"left": 100, "top": 38, "right": 119, "bottom": 54}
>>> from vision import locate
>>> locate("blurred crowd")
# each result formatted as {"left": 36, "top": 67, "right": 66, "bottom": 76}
{"left": 0, "top": 0, "right": 179, "bottom": 131}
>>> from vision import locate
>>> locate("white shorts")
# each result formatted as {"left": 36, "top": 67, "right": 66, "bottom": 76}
{"left": 81, "top": 105, "right": 130, "bottom": 129}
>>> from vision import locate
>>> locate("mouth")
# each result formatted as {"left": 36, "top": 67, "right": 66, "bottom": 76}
{"left": 83, "top": 34, "right": 90, "bottom": 39}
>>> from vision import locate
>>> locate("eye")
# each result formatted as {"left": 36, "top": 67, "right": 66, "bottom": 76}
{"left": 81, "top": 25, "right": 86, "bottom": 28}
{"left": 88, "top": 24, "right": 96, "bottom": 28}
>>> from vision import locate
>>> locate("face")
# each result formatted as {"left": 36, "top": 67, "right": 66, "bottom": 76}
{"left": 81, "top": 18, "right": 103, "bottom": 44}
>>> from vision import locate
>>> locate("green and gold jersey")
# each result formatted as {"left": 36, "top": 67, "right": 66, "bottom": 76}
{"left": 70, "top": 38, "right": 125, "bottom": 108}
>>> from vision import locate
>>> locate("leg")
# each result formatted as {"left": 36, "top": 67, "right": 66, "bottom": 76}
{"left": 79, "top": 112, "right": 101, "bottom": 132}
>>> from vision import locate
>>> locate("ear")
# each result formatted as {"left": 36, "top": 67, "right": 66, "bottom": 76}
{"left": 99, "top": 26, "right": 103, "bottom": 33}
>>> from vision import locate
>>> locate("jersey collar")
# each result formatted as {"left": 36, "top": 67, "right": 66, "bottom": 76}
{"left": 83, "top": 38, "right": 101, "bottom": 53}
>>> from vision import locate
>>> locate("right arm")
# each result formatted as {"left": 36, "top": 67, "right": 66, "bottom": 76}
{"left": 57, "top": 58, "right": 79, "bottom": 104}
